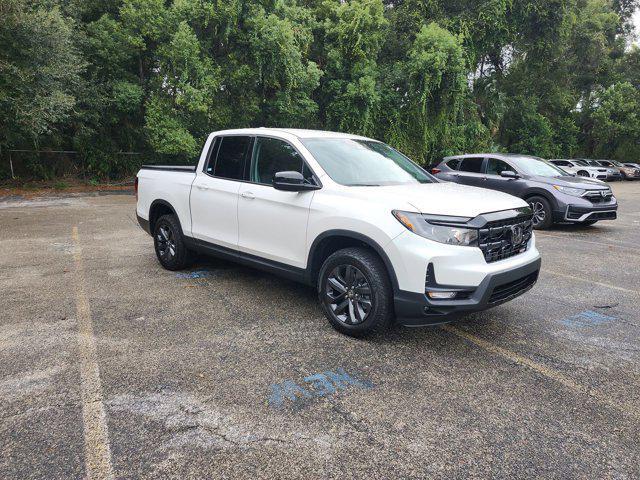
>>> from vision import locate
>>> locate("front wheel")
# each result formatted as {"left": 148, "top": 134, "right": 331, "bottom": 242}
{"left": 577, "top": 170, "right": 590, "bottom": 177}
{"left": 527, "top": 196, "right": 553, "bottom": 229}
{"left": 318, "top": 247, "right": 393, "bottom": 338}
{"left": 153, "top": 214, "right": 193, "bottom": 270}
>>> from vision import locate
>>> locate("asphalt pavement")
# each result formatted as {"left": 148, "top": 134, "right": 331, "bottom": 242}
{"left": 1, "top": 183, "right": 639, "bottom": 479}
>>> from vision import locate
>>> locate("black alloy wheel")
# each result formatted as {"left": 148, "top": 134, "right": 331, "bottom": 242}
{"left": 325, "top": 264, "right": 373, "bottom": 325}
{"left": 156, "top": 224, "right": 176, "bottom": 261}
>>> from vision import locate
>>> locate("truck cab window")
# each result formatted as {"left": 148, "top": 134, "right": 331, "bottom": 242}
{"left": 251, "top": 137, "right": 313, "bottom": 185}
{"left": 213, "top": 136, "right": 251, "bottom": 180}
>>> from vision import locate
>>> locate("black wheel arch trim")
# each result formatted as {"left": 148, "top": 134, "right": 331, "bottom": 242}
{"left": 148, "top": 199, "right": 181, "bottom": 234}
{"left": 306, "top": 230, "right": 399, "bottom": 292}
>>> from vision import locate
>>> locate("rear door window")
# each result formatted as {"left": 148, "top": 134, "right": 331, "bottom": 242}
{"left": 458, "top": 157, "right": 484, "bottom": 173}
{"left": 212, "top": 136, "right": 252, "bottom": 180}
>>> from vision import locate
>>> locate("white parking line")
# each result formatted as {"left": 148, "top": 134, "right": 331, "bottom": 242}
{"left": 542, "top": 269, "right": 639, "bottom": 295}
{"left": 72, "top": 226, "right": 115, "bottom": 480}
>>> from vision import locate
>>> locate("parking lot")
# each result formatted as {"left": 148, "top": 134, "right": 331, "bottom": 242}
{"left": 1, "top": 182, "right": 639, "bottom": 479}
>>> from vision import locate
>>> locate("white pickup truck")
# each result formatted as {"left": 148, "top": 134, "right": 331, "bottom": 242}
{"left": 136, "top": 128, "right": 541, "bottom": 337}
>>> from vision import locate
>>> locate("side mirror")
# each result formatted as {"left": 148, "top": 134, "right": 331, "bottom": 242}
{"left": 273, "top": 171, "right": 320, "bottom": 192}
{"left": 500, "top": 170, "right": 519, "bottom": 179}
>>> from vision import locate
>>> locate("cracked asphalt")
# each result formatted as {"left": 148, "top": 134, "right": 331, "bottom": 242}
{"left": 1, "top": 183, "right": 639, "bottom": 479}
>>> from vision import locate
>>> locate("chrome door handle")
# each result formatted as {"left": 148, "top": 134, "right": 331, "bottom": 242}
{"left": 241, "top": 191, "right": 255, "bottom": 199}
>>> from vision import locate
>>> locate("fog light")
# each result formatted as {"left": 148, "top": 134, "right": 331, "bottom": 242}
{"left": 427, "top": 291, "right": 457, "bottom": 299}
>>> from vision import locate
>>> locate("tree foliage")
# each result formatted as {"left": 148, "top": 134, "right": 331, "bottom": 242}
{"left": 1, "top": 0, "right": 639, "bottom": 178}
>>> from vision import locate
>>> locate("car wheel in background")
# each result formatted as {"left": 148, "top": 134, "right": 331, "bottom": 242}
{"left": 527, "top": 196, "right": 553, "bottom": 230}
{"left": 318, "top": 247, "right": 393, "bottom": 338}
{"left": 577, "top": 170, "right": 589, "bottom": 177}
{"left": 153, "top": 214, "right": 193, "bottom": 270}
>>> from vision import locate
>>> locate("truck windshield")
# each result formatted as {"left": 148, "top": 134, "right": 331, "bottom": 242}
{"left": 301, "top": 138, "right": 434, "bottom": 186}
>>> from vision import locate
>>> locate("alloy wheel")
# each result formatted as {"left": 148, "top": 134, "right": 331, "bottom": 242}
{"left": 529, "top": 201, "right": 546, "bottom": 226}
{"left": 156, "top": 225, "right": 176, "bottom": 260}
{"left": 325, "top": 264, "right": 373, "bottom": 325}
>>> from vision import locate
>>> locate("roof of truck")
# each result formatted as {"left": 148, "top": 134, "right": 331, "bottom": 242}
{"left": 210, "top": 128, "right": 373, "bottom": 141}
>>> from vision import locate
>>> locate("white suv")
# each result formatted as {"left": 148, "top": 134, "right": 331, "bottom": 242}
{"left": 136, "top": 129, "right": 541, "bottom": 337}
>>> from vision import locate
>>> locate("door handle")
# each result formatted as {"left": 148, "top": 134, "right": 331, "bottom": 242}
{"left": 197, "top": 184, "right": 209, "bottom": 190}
{"left": 241, "top": 191, "right": 255, "bottom": 199}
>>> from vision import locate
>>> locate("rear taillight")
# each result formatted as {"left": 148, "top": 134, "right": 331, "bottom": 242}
{"left": 431, "top": 168, "right": 441, "bottom": 174}
{"left": 134, "top": 177, "right": 138, "bottom": 200}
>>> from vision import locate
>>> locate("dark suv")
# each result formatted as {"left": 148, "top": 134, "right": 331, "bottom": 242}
{"left": 432, "top": 154, "right": 618, "bottom": 229}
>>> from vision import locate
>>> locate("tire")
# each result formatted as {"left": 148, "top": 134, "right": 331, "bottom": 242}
{"left": 318, "top": 247, "right": 393, "bottom": 338}
{"left": 582, "top": 220, "right": 598, "bottom": 226}
{"left": 153, "top": 214, "right": 193, "bottom": 270}
{"left": 577, "top": 170, "right": 589, "bottom": 177}
{"left": 527, "top": 195, "right": 553, "bottom": 230}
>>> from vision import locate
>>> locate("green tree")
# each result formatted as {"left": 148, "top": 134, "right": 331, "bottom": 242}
{"left": 0, "top": 0, "right": 84, "bottom": 150}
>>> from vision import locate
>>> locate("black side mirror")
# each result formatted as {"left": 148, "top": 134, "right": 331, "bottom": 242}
{"left": 273, "top": 171, "right": 320, "bottom": 192}
{"left": 500, "top": 170, "right": 519, "bottom": 179}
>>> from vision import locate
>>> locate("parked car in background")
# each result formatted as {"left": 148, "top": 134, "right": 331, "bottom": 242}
{"left": 549, "top": 159, "right": 608, "bottom": 180}
{"left": 623, "top": 162, "right": 640, "bottom": 170}
{"left": 596, "top": 160, "right": 640, "bottom": 180}
{"left": 580, "top": 159, "right": 623, "bottom": 181}
{"left": 432, "top": 154, "right": 617, "bottom": 229}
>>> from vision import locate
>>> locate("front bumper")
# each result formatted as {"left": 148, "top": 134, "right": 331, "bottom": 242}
{"left": 394, "top": 257, "right": 541, "bottom": 326}
{"left": 564, "top": 204, "right": 617, "bottom": 222}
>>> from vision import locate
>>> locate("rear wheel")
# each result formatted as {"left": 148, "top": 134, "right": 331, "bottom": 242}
{"left": 318, "top": 247, "right": 393, "bottom": 338}
{"left": 153, "top": 214, "right": 193, "bottom": 270}
{"left": 527, "top": 196, "right": 553, "bottom": 229}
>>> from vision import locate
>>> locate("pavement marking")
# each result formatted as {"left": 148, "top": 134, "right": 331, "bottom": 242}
{"left": 536, "top": 232, "right": 640, "bottom": 250}
{"left": 441, "top": 325, "right": 638, "bottom": 421}
{"left": 71, "top": 226, "right": 115, "bottom": 480}
{"left": 268, "top": 368, "right": 373, "bottom": 408}
{"left": 542, "top": 269, "right": 639, "bottom": 295}
{"left": 560, "top": 310, "right": 616, "bottom": 328}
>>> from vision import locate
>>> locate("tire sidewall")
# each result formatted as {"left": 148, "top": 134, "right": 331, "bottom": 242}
{"left": 153, "top": 214, "right": 190, "bottom": 270}
{"left": 318, "top": 248, "right": 392, "bottom": 337}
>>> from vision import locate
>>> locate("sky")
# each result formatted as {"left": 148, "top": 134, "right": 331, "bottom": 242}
{"left": 634, "top": 9, "right": 640, "bottom": 45}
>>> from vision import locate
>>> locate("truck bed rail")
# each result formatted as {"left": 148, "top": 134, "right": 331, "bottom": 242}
{"left": 140, "top": 165, "right": 196, "bottom": 172}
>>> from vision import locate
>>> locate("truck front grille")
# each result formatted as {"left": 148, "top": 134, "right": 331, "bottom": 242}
{"left": 478, "top": 215, "right": 533, "bottom": 263}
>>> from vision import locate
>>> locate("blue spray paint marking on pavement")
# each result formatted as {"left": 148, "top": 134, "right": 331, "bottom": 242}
{"left": 268, "top": 368, "right": 373, "bottom": 407}
{"left": 175, "top": 270, "right": 213, "bottom": 279}
{"left": 561, "top": 310, "right": 616, "bottom": 328}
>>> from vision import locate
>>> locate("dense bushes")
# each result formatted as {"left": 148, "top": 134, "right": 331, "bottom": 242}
{"left": 1, "top": 0, "right": 639, "bottom": 180}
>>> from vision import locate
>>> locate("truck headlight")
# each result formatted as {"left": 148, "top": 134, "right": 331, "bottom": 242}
{"left": 552, "top": 185, "right": 585, "bottom": 196}
{"left": 392, "top": 211, "right": 478, "bottom": 246}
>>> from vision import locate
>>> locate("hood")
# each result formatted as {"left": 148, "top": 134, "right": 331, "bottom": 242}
{"left": 528, "top": 175, "right": 609, "bottom": 190}
{"left": 349, "top": 182, "right": 527, "bottom": 217}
